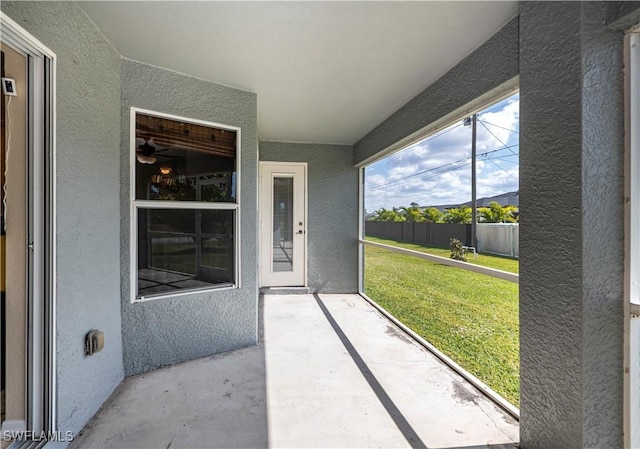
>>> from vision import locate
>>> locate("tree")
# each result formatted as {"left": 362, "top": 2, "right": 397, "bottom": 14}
{"left": 399, "top": 205, "right": 425, "bottom": 222}
{"left": 478, "top": 201, "right": 518, "bottom": 223}
{"left": 422, "top": 207, "right": 443, "bottom": 223}
{"left": 370, "top": 208, "right": 405, "bottom": 222}
{"left": 444, "top": 206, "right": 472, "bottom": 224}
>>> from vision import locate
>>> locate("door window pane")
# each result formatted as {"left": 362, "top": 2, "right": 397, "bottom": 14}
{"left": 273, "top": 177, "right": 293, "bottom": 272}
{"left": 137, "top": 208, "right": 235, "bottom": 298}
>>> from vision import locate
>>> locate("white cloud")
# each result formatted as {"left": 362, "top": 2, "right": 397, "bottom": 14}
{"left": 365, "top": 94, "right": 519, "bottom": 212}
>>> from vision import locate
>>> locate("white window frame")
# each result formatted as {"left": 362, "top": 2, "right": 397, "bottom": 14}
{"left": 129, "top": 107, "right": 241, "bottom": 303}
{"left": 625, "top": 28, "right": 640, "bottom": 449}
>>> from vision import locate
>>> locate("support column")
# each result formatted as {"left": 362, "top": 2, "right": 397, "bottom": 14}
{"left": 519, "top": 2, "right": 627, "bottom": 448}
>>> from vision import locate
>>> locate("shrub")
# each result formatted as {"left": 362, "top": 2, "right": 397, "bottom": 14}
{"left": 449, "top": 238, "right": 467, "bottom": 262}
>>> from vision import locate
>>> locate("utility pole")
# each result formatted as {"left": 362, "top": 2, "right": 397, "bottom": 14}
{"left": 464, "top": 114, "right": 478, "bottom": 249}
{"left": 471, "top": 113, "right": 477, "bottom": 249}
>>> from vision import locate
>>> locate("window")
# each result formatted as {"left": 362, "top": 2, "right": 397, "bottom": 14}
{"left": 131, "top": 109, "right": 240, "bottom": 301}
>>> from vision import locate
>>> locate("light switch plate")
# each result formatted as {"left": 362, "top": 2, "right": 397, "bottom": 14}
{"left": 2, "top": 78, "right": 17, "bottom": 96}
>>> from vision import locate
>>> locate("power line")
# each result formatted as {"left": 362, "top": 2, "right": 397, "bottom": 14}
{"left": 367, "top": 159, "right": 471, "bottom": 192}
{"left": 486, "top": 155, "right": 519, "bottom": 164}
{"left": 367, "top": 156, "right": 469, "bottom": 190}
{"left": 482, "top": 156, "right": 519, "bottom": 181}
{"left": 370, "top": 121, "right": 464, "bottom": 170}
{"left": 373, "top": 161, "right": 473, "bottom": 192}
{"left": 478, "top": 119, "right": 519, "bottom": 134}
{"left": 478, "top": 121, "right": 519, "bottom": 157}
{"left": 366, "top": 144, "right": 519, "bottom": 191}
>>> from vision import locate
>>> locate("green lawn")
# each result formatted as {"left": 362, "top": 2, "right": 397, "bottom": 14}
{"left": 366, "top": 236, "right": 519, "bottom": 273}
{"left": 364, "top": 242, "right": 520, "bottom": 406}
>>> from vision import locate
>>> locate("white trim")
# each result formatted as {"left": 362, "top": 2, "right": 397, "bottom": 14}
{"left": 258, "top": 161, "right": 308, "bottom": 288}
{"left": 357, "top": 167, "right": 365, "bottom": 294}
{"left": 130, "top": 107, "right": 241, "bottom": 133}
{"left": 129, "top": 107, "right": 241, "bottom": 303}
{"left": 133, "top": 200, "right": 238, "bottom": 210}
{"left": 129, "top": 108, "right": 137, "bottom": 304}
{"left": 45, "top": 49, "right": 57, "bottom": 437}
{"left": 28, "top": 48, "right": 46, "bottom": 435}
{"left": 624, "top": 30, "right": 640, "bottom": 449}
{"left": 0, "top": 14, "right": 52, "bottom": 59}
{"left": 628, "top": 32, "right": 640, "bottom": 307}
{"left": 1, "top": 11, "right": 57, "bottom": 434}
{"left": 355, "top": 77, "right": 519, "bottom": 168}
{"left": 136, "top": 283, "right": 237, "bottom": 303}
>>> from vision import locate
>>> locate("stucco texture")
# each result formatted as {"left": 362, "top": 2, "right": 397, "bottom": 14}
{"left": 121, "top": 59, "right": 259, "bottom": 376}
{"left": 1, "top": 1, "right": 124, "bottom": 435}
{"left": 519, "top": 2, "right": 627, "bottom": 448}
{"left": 260, "top": 142, "right": 358, "bottom": 293}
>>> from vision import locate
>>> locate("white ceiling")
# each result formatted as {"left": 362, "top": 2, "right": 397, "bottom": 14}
{"left": 80, "top": 1, "right": 518, "bottom": 145}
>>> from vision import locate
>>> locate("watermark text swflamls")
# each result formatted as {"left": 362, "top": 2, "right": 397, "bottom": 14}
{"left": 2, "top": 430, "right": 74, "bottom": 442}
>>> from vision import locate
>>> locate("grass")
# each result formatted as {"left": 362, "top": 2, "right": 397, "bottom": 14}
{"left": 364, "top": 240, "right": 519, "bottom": 406}
{"left": 366, "top": 236, "right": 519, "bottom": 274}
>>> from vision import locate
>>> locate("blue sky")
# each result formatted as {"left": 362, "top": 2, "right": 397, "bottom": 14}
{"left": 364, "top": 93, "right": 519, "bottom": 212}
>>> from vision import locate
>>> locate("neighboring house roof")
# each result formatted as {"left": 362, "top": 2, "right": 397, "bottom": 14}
{"left": 461, "top": 191, "right": 519, "bottom": 208}
{"left": 421, "top": 191, "right": 519, "bottom": 212}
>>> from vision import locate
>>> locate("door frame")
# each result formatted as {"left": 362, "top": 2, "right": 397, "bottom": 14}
{"left": 0, "top": 12, "right": 57, "bottom": 435}
{"left": 259, "top": 161, "right": 308, "bottom": 288}
{"left": 625, "top": 27, "right": 640, "bottom": 449}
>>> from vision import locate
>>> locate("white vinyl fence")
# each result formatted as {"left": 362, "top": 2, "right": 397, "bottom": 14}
{"left": 477, "top": 223, "right": 519, "bottom": 258}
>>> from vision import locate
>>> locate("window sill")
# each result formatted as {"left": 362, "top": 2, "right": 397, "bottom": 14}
{"left": 133, "top": 283, "right": 237, "bottom": 303}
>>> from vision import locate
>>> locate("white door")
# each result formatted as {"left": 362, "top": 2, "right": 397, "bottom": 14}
{"left": 260, "top": 162, "right": 307, "bottom": 287}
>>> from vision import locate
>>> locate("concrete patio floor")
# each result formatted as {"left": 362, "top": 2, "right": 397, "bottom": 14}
{"left": 71, "top": 294, "right": 519, "bottom": 449}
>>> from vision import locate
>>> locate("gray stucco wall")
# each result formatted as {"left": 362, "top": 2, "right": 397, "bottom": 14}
{"left": 519, "top": 2, "right": 628, "bottom": 448}
{"left": 580, "top": 3, "right": 626, "bottom": 446}
{"left": 606, "top": 1, "right": 640, "bottom": 28}
{"left": 519, "top": 3, "right": 584, "bottom": 446}
{"left": 1, "top": 1, "right": 124, "bottom": 434}
{"left": 354, "top": 16, "right": 518, "bottom": 165}
{"left": 121, "top": 59, "right": 258, "bottom": 376}
{"left": 260, "top": 142, "right": 358, "bottom": 293}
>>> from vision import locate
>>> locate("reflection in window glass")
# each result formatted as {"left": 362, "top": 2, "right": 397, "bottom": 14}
{"left": 135, "top": 113, "right": 237, "bottom": 202}
{"left": 273, "top": 177, "right": 294, "bottom": 272}
{"left": 137, "top": 208, "right": 235, "bottom": 298}
{"left": 132, "top": 110, "right": 239, "bottom": 301}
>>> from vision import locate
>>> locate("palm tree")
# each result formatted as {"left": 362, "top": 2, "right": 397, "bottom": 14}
{"left": 422, "top": 207, "right": 443, "bottom": 223}
{"left": 399, "top": 204, "right": 425, "bottom": 222}
{"left": 478, "top": 201, "right": 518, "bottom": 223}
{"left": 370, "top": 208, "right": 405, "bottom": 222}
{"left": 444, "top": 206, "right": 472, "bottom": 224}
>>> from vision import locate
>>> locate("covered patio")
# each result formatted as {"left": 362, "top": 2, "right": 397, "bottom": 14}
{"left": 70, "top": 295, "right": 518, "bottom": 449}
{"left": 1, "top": 2, "right": 639, "bottom": 448}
